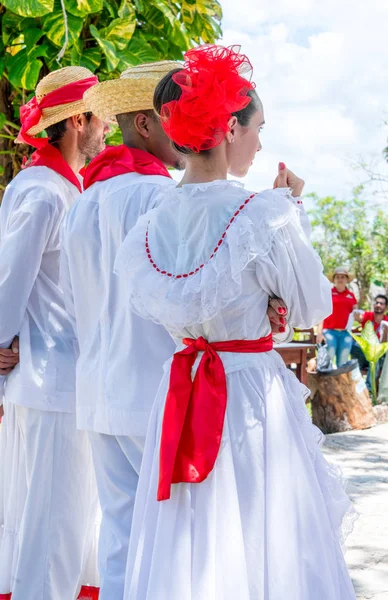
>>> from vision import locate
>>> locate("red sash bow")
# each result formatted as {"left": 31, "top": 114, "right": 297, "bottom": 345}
{"left": 158, "top": 334, "right": 273, "bottom": 500}
{"left": 17, "top": 76, "right": 98, "bottom": 149}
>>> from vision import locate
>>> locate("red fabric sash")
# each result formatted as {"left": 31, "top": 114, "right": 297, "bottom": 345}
{"left": 0, "top": 587, "right": 100, "bottom": 599}
{"left": 17, "top": 76, "right": 98, "bottom": 149}
{"left": 78, "top": 585, "right": 100, "bottom": 599}
{"left": 23, "top": 144, "right": 82, "bottom": 192}
{"left": 158, "top": 334, "right": 273, "bottom": 501}
{"left": 83, "top": 145, "right": 171, "bottom": 190}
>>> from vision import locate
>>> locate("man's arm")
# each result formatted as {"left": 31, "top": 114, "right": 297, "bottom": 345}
{"left": 0, "top": 194, "right": 57, "bottom": 347}
{"left": 353, "top": 309, "right": 364, "bottom": 323}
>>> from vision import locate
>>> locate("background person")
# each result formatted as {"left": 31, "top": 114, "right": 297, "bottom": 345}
{"left": 317, "top": 266, "right": 357, "bottom": 367}
{"left": 351, "top": 294, "right": 388, "bottom": 389}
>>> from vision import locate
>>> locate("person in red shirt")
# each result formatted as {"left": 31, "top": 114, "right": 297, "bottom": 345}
{"left": 317, "top": 266, "right": 357, "bottom": 367}
{"left": 353, "top": 295, "right": 388, "bottom": 341}
{"left": 351, "top": 294, "right": 388, "bottom": 389}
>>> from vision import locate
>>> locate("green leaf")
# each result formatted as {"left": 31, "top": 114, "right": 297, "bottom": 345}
{"left": 169, "top": 21, "right": 190, "bottom": 51}
{"left": 90, "top": 24, "right": 120, "bottom": 71}
{"left": 117, "top": 34, "right": 160, "bottom": 69}
{"left": 148, "top": 0, "right": 178, "bottom": 26}
{"left": 2, "top": 0, "right": 54, "bottom": 17}
{"left": 42, "top": 10, "right": 84, "bottom": 48}
{"left": 140, "top": 5, "right": 167, "bottom": 30}
{"left": 7, "top": 48, "right": 43, "bottom": 89}
{"left": 103, "top": 0, "right": 117, "bottom": 18}
{"left": 100, "top": 17, "right": 137, "bottom": 51}
{"left": 105, "top": 124, "right": 123, "bottom": 146}
{"left": 351, "top": 321, "right": 388, "bottom": 363}
{"left": 118, "top": 0, "right": 136, "bottom": 18}
{"left": 65, "top": 0, "right": 104, "bottom": 18}
{"left": 2, "top": 11, "right": 23, "bottom": 45}
{"left": 80, "top": 47, "right": 102, "bottom": 71}
{"left": 24, "top": 28, "right": 45, "bottom": 49}
{"left": 28, "top": 42, "right": 51, "bottom": 60}
{"left": 132, "top": 0, "right": 145, "bottom": 11}
{"left": 0, "top": 113, "right": 7, "bottom": 129}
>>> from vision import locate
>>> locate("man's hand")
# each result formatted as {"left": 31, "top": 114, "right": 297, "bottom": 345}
{"left": 0, "top": 336, "right": 19, "bottom": 376}
{"left": 267, "top": 297, "right": 288, "bottom": 335}
{"left": 0, "top": 405, "right": 4, "bottom": 420}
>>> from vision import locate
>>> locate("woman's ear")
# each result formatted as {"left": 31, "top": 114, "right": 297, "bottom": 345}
{"left": 225, "top": 115, "right": 238, "bottom": 144}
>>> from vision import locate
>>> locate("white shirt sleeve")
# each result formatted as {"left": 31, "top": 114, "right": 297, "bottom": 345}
{"left": 0, "top": 376, "right": 6, "bottom": 405}
{"left": 289, "top": 196, "right": 312, "bottom": 239}
{"left": 59, "top": 216, "right": 77, "bottom": 339}
{"left": 0, "top": 194, "right": 57, "bottom": 347}
{"left": 256, "top": 210, "right": 332, "bottom": 329}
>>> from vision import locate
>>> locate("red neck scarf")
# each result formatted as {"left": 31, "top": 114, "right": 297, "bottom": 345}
{"left": 16, "top": 76, "right": 98, "bottom": 149}
{"left": 158, "top": 334, "right": 273, "bottom": 501}
{"left": 23, "top": 145, "right": 83, "bottom": 193}
{"left": 83, "top": 145, "right": 171, "bottom": 190}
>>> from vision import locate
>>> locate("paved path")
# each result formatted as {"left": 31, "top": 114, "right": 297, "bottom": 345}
{"left": 323, "top": 423, "right": 388, "bottom": 599}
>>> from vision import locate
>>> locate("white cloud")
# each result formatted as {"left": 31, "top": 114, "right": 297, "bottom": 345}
{"left": 219, "top": 0, "right": 388, "bottom": 205}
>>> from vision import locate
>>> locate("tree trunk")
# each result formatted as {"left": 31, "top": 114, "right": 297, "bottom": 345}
{"left": 0, "top": 77, "right": 14, "bottom": 202}
{"left": 308, "top": 363, "right": 375, "bottom": 433}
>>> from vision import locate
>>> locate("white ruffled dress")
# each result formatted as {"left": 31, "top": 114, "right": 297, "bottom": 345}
{"left": 115, "top": 181, "right": 356, "bottom": 600}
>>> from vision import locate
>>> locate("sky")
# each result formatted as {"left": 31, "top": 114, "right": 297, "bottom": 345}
{"left": 215, "top": 0, "right": 388, "bottom": 208}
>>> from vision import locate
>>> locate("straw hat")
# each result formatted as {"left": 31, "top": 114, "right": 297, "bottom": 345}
{"left": 328, "top": 266, "right": 355, "bottom": 283}
{"left": 27, "top": 66, "right": 95, "bottom": 136}
{"left": 83, "top": 60, "right": 182, "bottom": 122}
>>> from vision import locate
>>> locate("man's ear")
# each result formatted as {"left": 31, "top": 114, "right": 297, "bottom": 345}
{"left": 69, "top": 113, "right": 87, "bottom": 131}
{"left": 133, "top": 112, "right": 151, "bottom": 139}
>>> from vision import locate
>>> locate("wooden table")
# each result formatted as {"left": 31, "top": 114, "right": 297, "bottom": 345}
{"left": 274, "top": 343, "right": 316, "bottom": 386}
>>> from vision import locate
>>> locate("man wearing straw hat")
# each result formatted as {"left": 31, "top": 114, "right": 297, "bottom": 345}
{"left": 60, "top": 61, "right": 185, "bottom": 600}
{"left": 0, "top": 66, "right": 108, "bottom": 600}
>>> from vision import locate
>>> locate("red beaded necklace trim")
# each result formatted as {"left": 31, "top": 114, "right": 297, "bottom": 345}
{"left": 145, "top": 192, "right": 257, "bottom": 279}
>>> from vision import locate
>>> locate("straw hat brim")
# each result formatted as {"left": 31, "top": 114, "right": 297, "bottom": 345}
{"left": 328, "top": 271, "right": 355, "bottom": 283}
{"left": 83, "top": 78, "right": 160, "bottom": 123}
{"left": 27, "top": 99, "right": 90, "bottom": 136}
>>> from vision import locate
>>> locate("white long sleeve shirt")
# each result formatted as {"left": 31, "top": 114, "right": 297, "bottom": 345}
{"left": 0, "top": 167, "right": 79, "bottom": 410}
{"left": 60, "top": 172, "right": 176, "bottom": 436}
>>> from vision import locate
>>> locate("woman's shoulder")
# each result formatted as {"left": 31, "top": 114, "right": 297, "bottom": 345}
{"left": 244, "top": 186, "right": 298, "bottom": 231}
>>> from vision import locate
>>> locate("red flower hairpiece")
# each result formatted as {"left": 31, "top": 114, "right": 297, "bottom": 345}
{"left": 160, "top": 45, "right": 255, "bottom": 153}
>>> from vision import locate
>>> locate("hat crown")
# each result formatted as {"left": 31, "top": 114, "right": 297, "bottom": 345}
{"left": 120, "top": 60, "right": 182, "bottom": 80}
{"left": 36, "top": 66, "right": 94, "bottom": 102}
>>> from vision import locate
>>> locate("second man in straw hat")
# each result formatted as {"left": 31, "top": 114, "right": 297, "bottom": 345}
{"left": 60, "top": 61, "right": 186, "bottom": 599}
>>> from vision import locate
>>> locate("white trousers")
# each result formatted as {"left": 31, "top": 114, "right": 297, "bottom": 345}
{"left": 1, "top": 404, "right": 99, "bottom": 600}
{"left": 88, "top": 433, "right": 143, "bottom": 600}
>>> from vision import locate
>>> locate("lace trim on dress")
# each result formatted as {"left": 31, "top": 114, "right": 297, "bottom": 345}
{"left": 145, "top": 193, "right": 257, "bottom": 279}
{"left": 115, "top": 187, "right": 297, "bottom": 330}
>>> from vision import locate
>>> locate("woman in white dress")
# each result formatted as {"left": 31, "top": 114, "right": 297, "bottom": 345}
{"left": 115, "top": 45, "right": 357, "bottom": 599}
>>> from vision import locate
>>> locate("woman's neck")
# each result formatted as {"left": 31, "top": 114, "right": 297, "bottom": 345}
{"left": 335, "top": 285, "right": 347, "bottom": 293}
{"left": 178, "top": 147, "right": 228, "bottom": 187}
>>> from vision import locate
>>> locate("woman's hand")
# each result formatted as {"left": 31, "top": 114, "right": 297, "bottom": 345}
{"left": 273, "top": 162, "right": 305, "bottom": 198}
{"left": 0, "top": 336, "right": 19, "bottom": 376}
{"left": 267, "top": 297, "right": 288, "bottom": 335}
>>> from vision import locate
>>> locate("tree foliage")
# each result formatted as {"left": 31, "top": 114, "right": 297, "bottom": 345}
{"left": 308, "top": 187, "right": 388, "bottom": 307}
{"left": 0, "top": 0, "right": 223, "bottom": 194}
